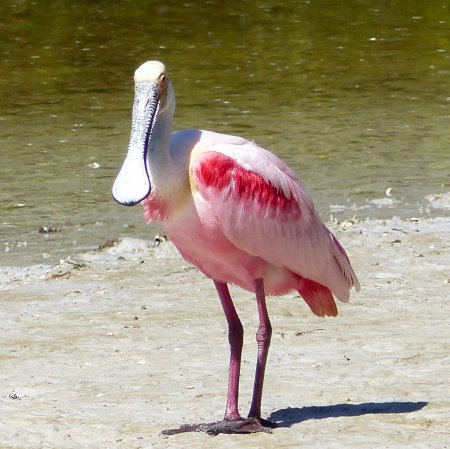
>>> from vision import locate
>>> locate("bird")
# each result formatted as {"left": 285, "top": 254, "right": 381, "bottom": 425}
{"left": 112, "top": 60, "right": 360, "bottom": 435}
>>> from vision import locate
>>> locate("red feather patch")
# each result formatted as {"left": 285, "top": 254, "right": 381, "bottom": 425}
{"left": 196, "top": 152, "right": 301, "bottom": 217}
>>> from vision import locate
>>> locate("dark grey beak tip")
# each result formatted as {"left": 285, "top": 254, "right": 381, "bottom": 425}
{"left": 111, "top": 192, "right": 142, "bottom": 207}
{"left": 116, "top": 199, "right": 139, "bottom": 207}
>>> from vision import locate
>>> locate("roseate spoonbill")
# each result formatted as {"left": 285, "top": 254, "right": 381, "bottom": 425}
{"left": 112, "top": 61, "right": 360, "bottom": 435}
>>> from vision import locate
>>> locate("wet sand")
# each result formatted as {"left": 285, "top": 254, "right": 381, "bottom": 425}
{"left": 1, "top": 216, "right": 449, "bottom": 448}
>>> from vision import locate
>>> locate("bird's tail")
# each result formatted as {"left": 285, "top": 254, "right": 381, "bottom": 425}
{"left": 297, "top": 276, "right": 338, "bottom": 317}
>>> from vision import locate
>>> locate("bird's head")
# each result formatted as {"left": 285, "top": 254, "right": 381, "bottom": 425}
{"left": 112, "top": 60, "right": 175, "bottom": 206}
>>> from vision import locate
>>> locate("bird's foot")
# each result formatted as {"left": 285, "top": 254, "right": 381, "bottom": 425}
{"left": 161, "top": 417, "right": 277, "bottom": 436}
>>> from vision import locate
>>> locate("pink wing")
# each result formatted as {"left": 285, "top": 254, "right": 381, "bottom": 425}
{"left": 192, "top": 139, "right": 360, "bottom": 304}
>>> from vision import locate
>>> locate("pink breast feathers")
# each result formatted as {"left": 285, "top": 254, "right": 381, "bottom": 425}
{"left": 142, "top": 192, "right": 169, "bottom": 223}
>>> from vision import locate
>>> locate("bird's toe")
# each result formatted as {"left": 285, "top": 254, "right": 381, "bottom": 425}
{"left": 161, "top": 417, "right": 275, "bottom": 436}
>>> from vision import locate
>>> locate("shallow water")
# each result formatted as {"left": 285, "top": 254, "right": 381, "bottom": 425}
{"left": 1, "top": 0, "right": 449, "bottom": 266}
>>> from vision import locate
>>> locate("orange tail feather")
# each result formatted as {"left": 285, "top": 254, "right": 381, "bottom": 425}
{"left": 298, "top": 277, "right": 338, "bottom": 317}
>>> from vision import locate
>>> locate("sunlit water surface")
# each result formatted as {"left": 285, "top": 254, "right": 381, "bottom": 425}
{"left": 1, "top": 0, "right": 449, "bottom": 266}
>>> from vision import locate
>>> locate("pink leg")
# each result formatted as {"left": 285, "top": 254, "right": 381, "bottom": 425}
{"left": 248, "top": 278, "right": 272, "bottom": 420}
{"left": 161, "top": 280, "right": 274, "bottom": 436}
{"left": 214, "top": 281, "right": 244, "bottom": 421}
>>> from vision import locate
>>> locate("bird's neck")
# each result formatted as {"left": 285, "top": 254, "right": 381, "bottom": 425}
{"left": 147, "top": 105, "right": 185, "bottom": 202}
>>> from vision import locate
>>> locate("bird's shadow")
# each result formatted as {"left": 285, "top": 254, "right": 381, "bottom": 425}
{"left": 269, "top": 401, "right": 428, "bottom": 428}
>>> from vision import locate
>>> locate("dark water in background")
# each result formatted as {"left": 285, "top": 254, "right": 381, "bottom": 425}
{"left": 0, "top": 0, "right": 449, "bottom": 266}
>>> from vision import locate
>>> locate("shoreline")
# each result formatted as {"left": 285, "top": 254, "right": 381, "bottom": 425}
{"left": 1, "top": 216, "right": 449, "bottom": 448}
